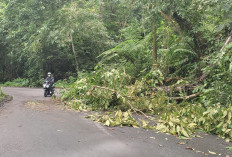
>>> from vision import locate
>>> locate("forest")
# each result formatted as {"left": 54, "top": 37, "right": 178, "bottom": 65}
{"left": 0, "top": 0, "right": 232, "bottom": 140}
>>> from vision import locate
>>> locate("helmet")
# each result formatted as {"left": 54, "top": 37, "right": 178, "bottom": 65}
{"left": 47, "top": 72, "right": 51, "bottom": 76}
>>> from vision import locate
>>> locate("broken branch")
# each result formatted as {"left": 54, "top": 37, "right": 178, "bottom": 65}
{"left": 170, "top": 93, "right": 200, "bottom": 101}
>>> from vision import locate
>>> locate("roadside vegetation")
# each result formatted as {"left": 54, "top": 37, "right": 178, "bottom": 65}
{"left": 1, "top": 78, "right": 30, "bottom": 87}
{"left": 0, "top": 87, "right": 12, "bottom": 104}
{"left": 0, "top": 0, "right": 232, "bottom": 141}
{"left": 0, "top": 77, "right": 74, "bottom": 88}
{"left": 0, "top": 87, "right": 5, "bottom": 101}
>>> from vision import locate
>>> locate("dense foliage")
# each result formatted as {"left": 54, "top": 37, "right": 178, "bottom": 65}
{"left": 1, "top": 0, "right": 232, "bottom": 140}
{"left": 0, "top": 0, "right": 112, "bottom": 85}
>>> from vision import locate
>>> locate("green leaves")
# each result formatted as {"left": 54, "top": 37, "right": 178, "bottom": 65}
{"left": 0, "top": 87, "right": 5, "bottom": 99}
{"left": 61, "top": 65, "right": 232, "bottom": 141}
{"left": 3, "top": 78, "right": 30, "bottom": 87}
{"left": 197, "top": 105, "right": 232, "bottom": 140}
{"left": 88, "top": 110, "right": 139, "bottom": 128}
{"left": 154, "top": 103, "right": 232, "bottom": 140}
{"left": 226, "top": 147, "right": 232, "bottom": 151}
{"left": 98, "top": 32, "right": 153, "bottom": 78}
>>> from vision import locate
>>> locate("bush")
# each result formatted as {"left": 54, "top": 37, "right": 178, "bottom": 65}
{"left": 3, "top": 78, "right": 30, "bottom": 87}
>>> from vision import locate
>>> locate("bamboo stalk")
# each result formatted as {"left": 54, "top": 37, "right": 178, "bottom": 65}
{"left": 153, "top": 23, "right": 157, "bottom": 67}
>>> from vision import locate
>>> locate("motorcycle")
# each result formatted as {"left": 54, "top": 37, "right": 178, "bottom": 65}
{"left": 43, "top": 80, "right": 54, "bottom": 97}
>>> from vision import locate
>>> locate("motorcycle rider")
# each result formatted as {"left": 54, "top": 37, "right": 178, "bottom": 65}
{"left": 45, "top": 72, "right": 54, "bottom": 94}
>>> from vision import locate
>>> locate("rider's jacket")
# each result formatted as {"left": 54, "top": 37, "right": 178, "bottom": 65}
{"left": 45, "top": 76, "right": 54, "bottom": 84}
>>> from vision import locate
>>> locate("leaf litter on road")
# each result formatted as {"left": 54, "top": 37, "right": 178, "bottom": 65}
{"left": 24, "top": 100, "right": 65, "bottom": 112}
{"left": 208, "top": 150, "right": 216, "bottom": 155}
{"left": 185, "top": 146, "right": 193, "bottom": 150}
{"left": 25, "top": 100, "right": 50, "bottom": 112}
{"left": 57, "top": 130, "right": 63, "bottom": 132}
{"left": 177, "top": 142, "right": 185, "bottom": 145}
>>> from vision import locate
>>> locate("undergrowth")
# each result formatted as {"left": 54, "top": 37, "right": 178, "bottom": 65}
{"left": 2, "top": 78, "right": 30, "bottom": 87}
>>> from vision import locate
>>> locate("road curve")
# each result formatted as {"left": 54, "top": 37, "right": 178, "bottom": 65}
{"left": 0, "top": 87, "right": 231, "bottom": 157}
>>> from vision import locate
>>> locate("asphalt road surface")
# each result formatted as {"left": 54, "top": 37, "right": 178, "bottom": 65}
{"left": 0, "top": 87, "right": 231, "bottom": 157}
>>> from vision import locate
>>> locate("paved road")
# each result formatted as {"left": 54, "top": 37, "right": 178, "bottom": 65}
{"left": 0, "top": 87, "right": 231, "bottom": 157}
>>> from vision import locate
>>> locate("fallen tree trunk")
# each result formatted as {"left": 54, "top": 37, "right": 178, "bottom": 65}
{"left": 155, "top": 84, "right": 196, "bottom": 94}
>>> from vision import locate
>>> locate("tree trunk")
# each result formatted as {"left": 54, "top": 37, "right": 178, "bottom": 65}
{"left": 70, "top": 33, "right": 79, "bottom": 73}
{"left": 99, "top": 0, "right": 103, "bottom": 17}
{"left": 153, "top": 23, "right": 157, "bottom": 68}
